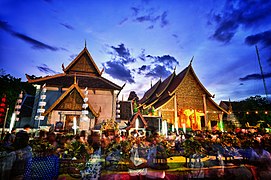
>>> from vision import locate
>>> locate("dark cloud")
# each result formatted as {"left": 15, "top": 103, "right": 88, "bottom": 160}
{"left": 120, "top": 6, "right": 169, "bottom": 29}
{"left": 0, "top": 20, "right": 65, "bottom": 51}
{"left": 239, "top": 72, "right": 271, "bottom": 81}
{"left": 37, "top": 64, "right": 58, "bottom": 74}
{"left": 119, "top": 18, "right": 128, "bottom": 25}
{"left": 172, "top": 34, "right": 178, "bottom": 38}
{"left": 147, "top": 25, "right": 154, "bottom": 29}
{"left": 60, "top": 23, "right": 74, "bottom": 30}
{"left": 131, "top": 7, "right": 140, "bottom": 16}
{"left": 69, "top": 54, "right": 78, "bottom": 60}
{"left": 137, "top": 65, "right": 151, "bottom": 75}
{"left": 103, "top": 61, "right": 135, "bottom": 83}
{"left": 160, "top": 11, "right": 169, "bottom": 27}
{"left": 43, "top": 0, "right": 53, "bottom": 3}
{"left": 145, "top": 65, "right": 171, "bottom": 79}
{"left": 110, "top": 43, "right": 136, "bottom": 64}
{"left": 147, "top": 54, "right": 179, "bottom": 70}
{"left": 14, "top": 33, "right": 59, "bottom": 51}
{"left": 245, "top": 30, "right": 271, "bottom": 47}
{"left": 138, "top": 49, "right": 146, "bottom": 61}
{"left": 105, "top": 43, "right": 178, "bottom": 83}
{"left": 209, "top": 0, "right": 271, "bottom": 43}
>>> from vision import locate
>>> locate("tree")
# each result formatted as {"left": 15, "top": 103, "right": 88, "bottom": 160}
{"left": 0, "top": 74, "right": 35, "bottom": 127}
{"left": 232, "top": 95, "right": 271, "bottom": 127}
{"left": 127, "top": 91, "right": 139, "bottom": 102}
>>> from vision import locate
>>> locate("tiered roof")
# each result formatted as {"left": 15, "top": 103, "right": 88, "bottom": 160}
{"left": 26, "top": 47, "right": 122, "bottom": 91}
{"left": 139, "top": 63, "right": 227, "bottom": 112}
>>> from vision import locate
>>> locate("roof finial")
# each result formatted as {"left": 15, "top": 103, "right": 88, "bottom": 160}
{"left": 84, "top": 39, "right": 87, "bottom": 48}
{"left": 174, "top": 66, "right": 176, "bottom": 72}
{"left": 151, "top": 80, "right": 152, "bottom": 87}
{"left": 189, "top": 56, "right": 194, "bottom": 65}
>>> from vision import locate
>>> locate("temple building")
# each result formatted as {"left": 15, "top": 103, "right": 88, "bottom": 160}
{"left": 26, "top": 47, "right": 122, "bottom": 131}
{"left": 139, "top": 62, "right": 228, "bottom": 131}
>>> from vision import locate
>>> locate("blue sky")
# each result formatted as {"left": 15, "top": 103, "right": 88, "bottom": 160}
{"left": 0, "top": 0, "right": 271, "bottom": 103}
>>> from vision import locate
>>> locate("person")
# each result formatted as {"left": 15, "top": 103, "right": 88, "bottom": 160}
{"left": 250, "top": 140, "right": 271, "bottom": 161}
{"left": 10, "top": 130, "right": 33, "bottom": 179}
{"left": 23, "top": 124, "right": 31, "bottom": 133}
{"left": 249, "top": 140, "right": 271, "bottom": 179}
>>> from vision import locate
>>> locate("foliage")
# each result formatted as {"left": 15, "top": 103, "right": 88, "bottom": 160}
{"left": 181, "top": 137, "right": 207, "bottom": 158}
{"left": 30, "top": 139, "right": 56, "bottom": 157}
{"left": 232, "top": 95, "right": 271, "bottom": 127}
{"left": 128, "top": 91, "right": 139, "bottom": 102}
{"left": 0, "top": 73, "right": 35, "bottom": 127}
{"left": 63, "top": 141, "right": 92, "bottom": 160}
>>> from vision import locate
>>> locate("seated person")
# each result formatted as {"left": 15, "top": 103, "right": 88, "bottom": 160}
{"left": 11, "top": 131, "right": 33, "bottom": 179}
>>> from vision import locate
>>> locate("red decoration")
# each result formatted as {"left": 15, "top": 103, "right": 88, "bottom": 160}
{"left": 0, "top": 95, "right": 7, "bottom": 124}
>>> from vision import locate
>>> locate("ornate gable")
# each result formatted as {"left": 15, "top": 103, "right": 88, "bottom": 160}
{"left": 43, "top": 83, "right": 99, "bottom": 117}
{"left": 56, "top": 89, "right": 83, "bottom": 111}
{"left": 63, "top": 48, "right": 101, "bottom": 76}
{"left": 126, "top": 112, "right": 148, "bottom": 130}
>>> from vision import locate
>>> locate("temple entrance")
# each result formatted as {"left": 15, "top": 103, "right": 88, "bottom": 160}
{"left": 65, "top": 115, "right": 80, "bottom": 131}
{"left": 179, "top": 109, "right": 205, "bottom": 130}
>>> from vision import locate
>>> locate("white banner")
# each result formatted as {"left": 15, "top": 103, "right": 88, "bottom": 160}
{"left": 40, "top": 95, "right": 46, "bottom": 100}
{"left": 39, "top": 101, "right": 46, "bottom": 106}
{"left": 82, "top": 110, "right": 89, "bottom": 115}
{"left": 37, "top": 108, "right": 45, "bottom": 113}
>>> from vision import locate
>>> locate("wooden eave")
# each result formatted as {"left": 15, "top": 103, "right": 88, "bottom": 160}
{"left": 153, "top": 94, "right": 175, "bottom": 110}
{"left": 26, "top": 73, "right": 66, "bottom": 83}
{"left": 43, "top": 83, "right": 99, "bottom": 117}
{"left": 99, "top": 76, "right": 122, "bottom": 90}
{"left": 63, "top": 47, "right": 101, "bottom": 76}
{"left": 142, "top": 72, "right": 175, "bottom": 108}
{"left": 138, "top": 79, "right": 161, "bottom": 106}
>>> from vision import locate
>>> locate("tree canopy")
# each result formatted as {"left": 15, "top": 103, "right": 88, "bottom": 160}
{"left": 0, "top": 73, "right": 35, "bottom": 127}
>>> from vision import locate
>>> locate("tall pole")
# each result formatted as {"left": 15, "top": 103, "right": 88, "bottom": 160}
{"left": 256, "top": 45, "right": 268, "bottom": 99}
{"left": 1, "top": 107, "right": 9, "bottom": 139}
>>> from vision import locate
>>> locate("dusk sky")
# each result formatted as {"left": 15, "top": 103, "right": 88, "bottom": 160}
{"left": 0, "top": 0, "right": 271, "bottom": 103}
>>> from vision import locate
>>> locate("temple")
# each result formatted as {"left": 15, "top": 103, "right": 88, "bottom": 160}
{"left": 26, "top": 47, "right": 122, "bottom": 131}
{"left": 139, "top": 62, "right": 228, "bottom": 131}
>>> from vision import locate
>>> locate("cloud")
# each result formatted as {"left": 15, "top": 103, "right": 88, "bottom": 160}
{"left": 120, "top": 5, "right": 170, "bottom": 29}
{"left": 110, "top": 43, "right": 136, "bottom": 64}
{"left": 37, "top": 64, "right": 58, "bottom": 74}
{"left": 138, "top": 49, "right": 146, "bottom": 61}
{"left": 137, "top": 65, "right": 151, "bottom": 75}
{"left": 103, "top": 61, "right": 135, "bottom": 83}
{"left": 60, "top": 23, "right": 74, "bottom": 30}
{"left": 145, "top": 65, "right": 171, "bottom": 79}
{"left": 69, "top": 54, "right": 78, "bottom": 61}
{"left": 239, "top": 72, "right": 271, "bottom": 81}
{"left": 104, "top": 43, "right": 137, "bottom": 83}
{"left": 245, "top": 30, "right": 271, "bottom": 47}
{"left": 209, "top": 0, "right": 271, "bottom": 43}
{"left": 147, "top": 54, "right": 179, "bottom": 70}
{"left": 131, "top": 7, "right": 140, "bottom": 16}
{"left": 160, "top": 11, "right": 169, "bottom": 27}
{"left": 119, "top": 18, "right": 128, "bottom": 25}
{"left": 0, "top": 20, "right": 66, "bottom": 51}
{"left": 104, "top": 43, "right": 179, "bottom": 83}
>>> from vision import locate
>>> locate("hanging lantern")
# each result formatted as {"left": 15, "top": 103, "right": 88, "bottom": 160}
{"left": 36, "top": 84, "right": 47, "bottom": 128}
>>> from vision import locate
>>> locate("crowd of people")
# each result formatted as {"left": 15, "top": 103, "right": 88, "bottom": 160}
{"left": 1, "top": 125, "right": 271, "bottom": 179}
